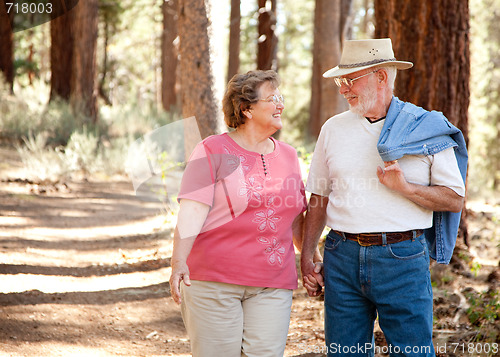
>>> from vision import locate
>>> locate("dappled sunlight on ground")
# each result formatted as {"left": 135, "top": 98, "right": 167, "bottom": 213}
{"left": 0, "top": 147, "right": 498, "bottom": 356}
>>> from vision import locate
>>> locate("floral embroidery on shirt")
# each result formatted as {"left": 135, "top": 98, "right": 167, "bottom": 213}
{"left": 223, "top": 145, "right": 251, "bottom": 172}
{"left": 253, "top": 207, "right": 281, "bottom": 231}
{"left": 266, "top": 194, "right": 277, "bottom": 206}
{"left": 222, "top": 146, "right": 241, "bottom": 173}
{"left": 239, "top": 176, "right": 263, "bottom": 202}
{"left": 238, "top": 155, "right": 251, "bottom": 172}
{"left": 257, "top": 237, "right": 285, "bottom": 265}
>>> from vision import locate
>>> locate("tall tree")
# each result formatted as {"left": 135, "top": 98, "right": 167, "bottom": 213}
{"left": 50, "top": 1, "right": 74, "bottom": 101}
{"left": 309, "top": 0, "right": 350, "bottom": 139}
{"left": 98, "top": 0, "right": 124, "bottom": 107}
{"left": 374, "top": 0, "right": 470, "bottom": 242}
{"left": 257, "top": 0, "right": 277, "bottom": 70}
{"left": 0, "top": 3, "right": 14, "bottom": 92}
{"left": 162, "top": 0, "right": 179, "bottom": 112}
{"left": 70, "top": 0, "right": 99, "bottom": 123}
{"left": 227, "top": 0, "right": 240, "bottom": 82}
{"left": 340, "top": 0, "right": 354, "bottom": 43}
{"left": 177, "top": 0, "right": 221, "bottom": 152}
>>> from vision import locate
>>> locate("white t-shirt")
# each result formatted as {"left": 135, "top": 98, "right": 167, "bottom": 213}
{"left": 306, "top": 111, "right": 466, "bottom": 233}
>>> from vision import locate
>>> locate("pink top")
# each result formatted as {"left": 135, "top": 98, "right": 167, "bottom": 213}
{"left": 178, "top": 133, "right": 306, "bottom": 289}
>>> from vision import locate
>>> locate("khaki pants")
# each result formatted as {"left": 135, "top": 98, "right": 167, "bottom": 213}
{"left": 181, "top": 280, "right": 293, "bottom": 357}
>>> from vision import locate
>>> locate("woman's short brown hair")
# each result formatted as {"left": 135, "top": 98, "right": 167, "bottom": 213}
{"left": 222, "top": 70, "right": 280, "bottom": 129}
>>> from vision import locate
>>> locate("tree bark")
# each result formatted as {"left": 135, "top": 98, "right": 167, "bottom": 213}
{"left": 0, "top": 3, "right": 14, "bottom": 92}
{"left": 309, "top": 0, "right": 349, "bottom": 139}
{"left": 177, "top": 0, "right": 221, "bottom": 153}
{"left": 227, "top": 0, "right": 240, "bottom": 83}
{"left": 374, "top": 0, "right": 470, "bottom": 243}
{"left": 70, "top": 0, "right": 99, "bottom": 123}
{"left": 257, "top": 0, "right": 277, "bottom": 70}
{"left": 50, "top": 1, "right": 74, "bottom": 101}
{"left": 162, "top": 0, "right": 179, "bottom": 112}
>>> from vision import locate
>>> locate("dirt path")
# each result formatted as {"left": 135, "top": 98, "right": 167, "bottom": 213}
{"left": 0, "top": 147, "right": 324, "bottom": 357}
{"left": 0, "top": 147, "right": 498, "bottom": 357}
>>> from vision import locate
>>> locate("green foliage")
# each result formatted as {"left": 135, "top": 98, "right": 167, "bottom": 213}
{"left": 238, "top": 3, "right": 258, "bottom": 73}
{"left": 0, "top": 78, "right": 34, "bottom": 139}
{"left": 16, "top": 128, "right": 134, "bottom": 182}
{"left": 0, "top": 81, "right": 100, "bottom": 146}
{"left": 466, "top": 289, "right": 500, "bottom": 342}
{"left": 276, "top": 0, "right": 315, "bottom": 146}
{"left": 3, "top": 78, "right": 175, "bottom": 182}
{"left": 16, "top": 132, "right": 68, "bottom": 181}
{"left": 458, "top": 251, "right": 483, "bottom": 277}
{"left": 12, "top": 24, "right": 49, "bottom": 88}
{"left": 469, "top": 0, "right": 500, "bottom": 195}
{"left": 97, "top": 0, "right": 164, "bottom": 106}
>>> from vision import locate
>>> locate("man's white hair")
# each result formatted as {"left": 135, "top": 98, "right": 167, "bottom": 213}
{"left": 380, "top": 66, "right": 397, "bottom": 91}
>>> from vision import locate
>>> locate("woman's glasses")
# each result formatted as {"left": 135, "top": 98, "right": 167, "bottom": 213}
{"left": 258, "top": 94, "right": 284, "bottom": 106}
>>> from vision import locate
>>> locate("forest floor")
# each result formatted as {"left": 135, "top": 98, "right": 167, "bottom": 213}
{"left": 0, "top": 145, "right": 498, "bottom": 357}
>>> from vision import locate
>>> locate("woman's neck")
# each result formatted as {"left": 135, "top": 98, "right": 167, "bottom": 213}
{"left": 229, "top": 127, "right": 274, "bottom": 155}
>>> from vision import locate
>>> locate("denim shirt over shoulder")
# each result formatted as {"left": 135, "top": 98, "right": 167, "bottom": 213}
{"left": 377, "top": 97, "right": 468, "bottom": 264}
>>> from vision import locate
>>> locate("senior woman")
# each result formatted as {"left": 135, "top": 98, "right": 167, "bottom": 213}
{"left": 169, "top": 70, "right": 319, "bottom": 357}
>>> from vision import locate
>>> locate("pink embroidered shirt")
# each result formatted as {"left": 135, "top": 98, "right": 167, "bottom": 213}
{"left": 178, "top": 133, "right": 307, "bottom": 290}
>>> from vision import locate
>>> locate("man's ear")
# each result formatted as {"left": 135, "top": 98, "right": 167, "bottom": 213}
{"left": 377, "top": 69, "right": 388, "bottom": 84}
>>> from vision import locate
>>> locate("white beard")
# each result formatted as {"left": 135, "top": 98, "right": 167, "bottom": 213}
{"left": 347, "top": 85, "right": 378, "bottom": 117}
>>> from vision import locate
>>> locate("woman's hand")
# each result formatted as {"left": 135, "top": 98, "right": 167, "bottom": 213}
{"left": 169, "top": 260, "right": 191, "bottom": 305}
{"left": 169, "top": 199, "right": 210, "bottom": 304}
{"left": 302, "top": 261, "right": 324, "bottom": 297}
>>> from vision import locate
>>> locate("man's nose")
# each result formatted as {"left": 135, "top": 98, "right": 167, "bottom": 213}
{"left": 339, "top": 83, "right": 350, "bottom": 95}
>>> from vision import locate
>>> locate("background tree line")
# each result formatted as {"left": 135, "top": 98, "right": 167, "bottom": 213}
{"left": 0, "top": 0, "right": 499, "bottom": 240}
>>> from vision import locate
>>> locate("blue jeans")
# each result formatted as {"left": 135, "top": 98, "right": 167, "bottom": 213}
{"left": 323, "top": 230, "right": 435, "bottom": 357}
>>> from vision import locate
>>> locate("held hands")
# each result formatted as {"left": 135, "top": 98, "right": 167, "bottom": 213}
{"left": 301, "top": 261, "right": 324, "bottom": 297}
{"left": 169, "top": 261, "right": 191, "bottom": 305}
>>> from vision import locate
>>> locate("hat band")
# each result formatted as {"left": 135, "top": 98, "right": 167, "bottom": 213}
{"left": 338, "top": 58, "right": 397, "bottom": 69}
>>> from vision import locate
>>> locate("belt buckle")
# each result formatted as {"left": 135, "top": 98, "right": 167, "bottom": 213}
{"left": 357, "top": 235, "right": 371, "bottom": 247}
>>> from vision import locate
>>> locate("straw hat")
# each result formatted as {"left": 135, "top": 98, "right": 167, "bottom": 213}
{"left": 323, "top": 38, "right": 413, "bottom": 78}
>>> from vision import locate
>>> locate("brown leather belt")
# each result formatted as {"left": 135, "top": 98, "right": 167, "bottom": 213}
{"left": 332, "top": 229, "right": 424, "bottom": 247}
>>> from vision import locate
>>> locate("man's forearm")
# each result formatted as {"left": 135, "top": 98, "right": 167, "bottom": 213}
{"left": 377, "top": 161, "right": 464, "bottom": 213}
{"left": 301, "top": 194, "right": 329, "bottom": 263}
{"left": 401, "top": 184, "right": 464, "bottom": 213}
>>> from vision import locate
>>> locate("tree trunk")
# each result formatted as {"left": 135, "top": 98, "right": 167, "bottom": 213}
{"left": 257, "top": 0, "right": 278, "bottom": 70}
{"left": 70, "top": 0, "right": 98, "bottom": 124}
{"left": 50, "top": 1, "right": 74, "bottom": 101}
{"left": 49, "top": 2, "right": 73, "bottom": 101}
{"left": 178, "top": 0, "right": 221, "bottom": 155}
{"left": 309, "top": 0, "right": 349, "bottom": 139}
{"left": 0, "top": 4, "right": 14, "bottom": 92}
{"left": 162, "top": 0, "right": 179, "bottom": 112}
{"left": 227, "top": 0, "right": 240, "bottom": 83}
{"left": 340, "top": 0, "right": 354, "bottom": 43}
{"left": 374, "top": 0, "right": 470, "bottom": 244}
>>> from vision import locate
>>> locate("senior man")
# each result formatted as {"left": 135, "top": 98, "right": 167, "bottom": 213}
{"left": 301, "top": 38, "right": 467, "bottom": 356}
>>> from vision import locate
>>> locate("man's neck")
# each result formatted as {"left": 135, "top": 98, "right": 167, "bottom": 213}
{"left": 364, "top": 93, "right": 393, "bottom": 122}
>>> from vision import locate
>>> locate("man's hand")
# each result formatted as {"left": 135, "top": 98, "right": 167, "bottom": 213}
{"left": 376, "top": 160, "right": 411, "bottom": 194}
{"left": 301, "top": 193, "right": 329, "bottom": 297}
{"left": 377, "top": 160, "right": 464, "bottom": 213}
{"left": 301, "top": 260, "right": 324, "bottom": 297}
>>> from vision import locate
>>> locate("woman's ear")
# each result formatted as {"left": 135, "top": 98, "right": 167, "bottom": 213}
{"left": 242, "top": 106, "right": 252, "bottom": 119}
